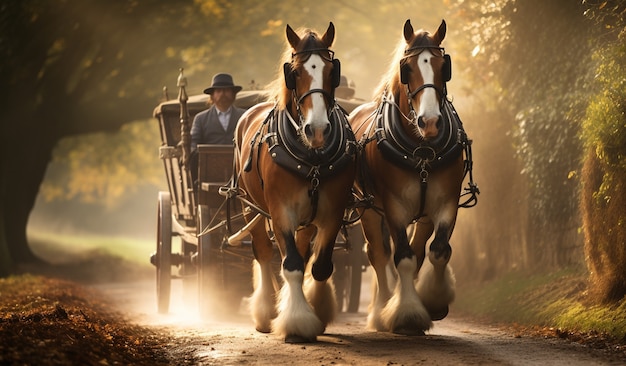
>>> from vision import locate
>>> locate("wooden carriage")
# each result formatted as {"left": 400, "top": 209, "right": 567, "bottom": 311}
{"left": 150, "top": 70, "right": 366, "bottom": 316}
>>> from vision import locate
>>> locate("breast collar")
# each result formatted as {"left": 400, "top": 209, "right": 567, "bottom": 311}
{"left": 264, "top": 104, "right": 357, "bottom": 179}
{"left": 374, "top": 93, "right": 467, "bottom": 171}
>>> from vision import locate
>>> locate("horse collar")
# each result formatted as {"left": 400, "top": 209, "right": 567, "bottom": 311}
{"left": 374, "top": 94, "right": 466, "bottom": 172}
{"left": 265, "top": 105, "right": 357, "bottom": 179}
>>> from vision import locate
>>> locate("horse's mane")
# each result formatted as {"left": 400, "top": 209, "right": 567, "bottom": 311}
{"left": 266, "top": 27, "right": 327, "bottom": 110}
{"left": 372, "top": 29, "right": 434, "bottom": 104}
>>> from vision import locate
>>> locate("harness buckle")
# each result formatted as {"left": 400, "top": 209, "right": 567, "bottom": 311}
{"left": 310, "top": 176, "right": 320, "bottom": 190}
{"left": 419, "top": 165, "right": 429, "bottom": 183}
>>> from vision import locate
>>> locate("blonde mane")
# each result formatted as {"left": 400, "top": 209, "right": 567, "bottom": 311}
{"left": 372, "top": 36, "right": 406, "bottom": 104}
{"left": 372, "top": 28, "right": 433, "bottom": 103}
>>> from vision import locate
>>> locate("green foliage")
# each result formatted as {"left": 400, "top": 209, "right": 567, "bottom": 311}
{"left": 503, "top": 0, "right": 591, "bottom": 234}
{"left": 446, "top": 0, "right": 511, "bottom": 105}
{"left": 580, "top": 23, "right": 626, "bottom": 303}
{"left": 29, "top": 231, "right": 154, "bottom": 269}
{"left": 550, "top": 298, "right": 626, "bottom": 339}
{"left": 180, "top": 0, "right": 449, "bottom": 95}
{"left": 453, "top": 267, "right": 586, "bottom": 324}
{"left": 582, "top": 30, "right": 626, "bottom": 178}
{"left": 449, "top": 0, "right": 593, "bottom": 269}
{"left": 40, "top": 120, "right": 163, "bottom": 207}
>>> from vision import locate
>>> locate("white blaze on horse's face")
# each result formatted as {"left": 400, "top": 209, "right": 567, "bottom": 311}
{"left": 414, "top": 50, "right": 441, "bottom": 140}
{"left": 301, "top": 53, "right": 331, "bottom": 149}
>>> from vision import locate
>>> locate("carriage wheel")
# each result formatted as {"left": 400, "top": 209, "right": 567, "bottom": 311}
{"left": 333, "top": 249, "right": 349, "bottom": 311}
{"left": 333, "top": 248, "right": 362, "bottom": 313}
{"left": 197, "top": 204, "right": 214, "bottom": 318}
{"left": 156, "top": 191, "right": 172, "bottom": 314}
{"left": 181, "top": 239, "right": 198, "bottom": 304}
{"left": 344, "top": 223, "right": 365, "bottom": 313}
{"left": 197, "top": 205, "right": 252, "bottom": 317}
{"left": 346, "top": 243, "right": 363, "bottom": 313}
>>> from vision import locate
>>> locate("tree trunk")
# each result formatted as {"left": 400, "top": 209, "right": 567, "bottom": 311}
{"left": 1, "top": 103, "right": 58, "bottom": 273}
{"left": 4, "top": 156, "right": 49, "bottom": 265}
{"left": 0, "top": 179, "right": 14, "bottom": 276}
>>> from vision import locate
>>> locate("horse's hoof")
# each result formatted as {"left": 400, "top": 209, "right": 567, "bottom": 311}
{"left": 428, "top": 306, "right": 449, "bottom": 321}
{"left": 285, "top": 334, "right": 316, "bottom": 343}
{"left": 392, "top": 327, "right": 426, "bottom": 336}
{"left": 256, "top": 326, "right": 271, "bottom": 334}
{"left": 429, "top": 242, "right": 452, "bottom": 264}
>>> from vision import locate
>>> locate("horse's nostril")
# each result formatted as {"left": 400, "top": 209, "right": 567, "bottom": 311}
{"left": 304, "top": 124, "right": 313, "bottom": 138}
{"left": 417, "top": 117, "right": 426, "bottom": 129}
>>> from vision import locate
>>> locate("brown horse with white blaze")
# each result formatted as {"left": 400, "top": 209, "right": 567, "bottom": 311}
{"left": 234, "top": 22, "right": 356, "bottom": 343}
{"left": 349, "top": 19, "right": 471, "bottom": 335}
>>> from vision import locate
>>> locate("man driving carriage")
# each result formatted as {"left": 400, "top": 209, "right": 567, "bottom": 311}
{"left": 189, "top": 73, "right": 246, "bottom": 183}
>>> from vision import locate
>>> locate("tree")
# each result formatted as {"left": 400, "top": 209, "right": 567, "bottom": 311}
{"left": 580, "top": 0, "right": 626, "bottom": 303}
{"left": 445, "top": 0, "right": 532, "bottom": 280}
{"left": 0, "top": 0, "right": 202, "bottom": 274}
{"left": 449, "top": 0, "right": 599, "bottom": 277}
{"left": 450, "top": 0, "right": 626, "bottom": 304}
{"left": 503, "top": 0, "right": 595, "bottom": 268}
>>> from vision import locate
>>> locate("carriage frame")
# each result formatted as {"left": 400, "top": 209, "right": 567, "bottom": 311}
{"left": 150, "top": 70, "right": 366, "bottom": 316}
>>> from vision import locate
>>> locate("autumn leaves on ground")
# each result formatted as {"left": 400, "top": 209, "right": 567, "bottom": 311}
{"left": 0, "top": 274, "right": 176, "bottom": 365}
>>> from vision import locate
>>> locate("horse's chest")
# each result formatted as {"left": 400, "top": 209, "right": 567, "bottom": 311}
{"left": 381, "top": 173, "right": 422, "bottom": 203}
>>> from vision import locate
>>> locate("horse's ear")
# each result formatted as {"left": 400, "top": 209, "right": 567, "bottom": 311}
{"left": 286, "top": 24, "right": 301, "bottom": 50}
{"left": 322, "top": 22, "right": 335, "bottom": 47}
{"left": 433, "top": 19, "right": 447, "bottom": 45}
{"left": 403, "top": 19, "right": 414, "bottom": 43}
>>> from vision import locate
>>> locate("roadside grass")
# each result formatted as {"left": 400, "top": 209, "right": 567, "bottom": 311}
{"left": 26, "top": 231, "right": 158, "bottom": 283}
{"left": 453, "top": 266, "right": 626, "bottom": 340}
{"left": 28, "top": 231, "right": 155, "bottom": 267}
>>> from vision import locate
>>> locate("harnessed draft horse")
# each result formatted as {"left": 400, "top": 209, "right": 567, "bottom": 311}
{"left": 233, "top": 22, "right": 357, "bottom": 343}
{"left": 349, "top": 19, "right": 478, "bottom": 335}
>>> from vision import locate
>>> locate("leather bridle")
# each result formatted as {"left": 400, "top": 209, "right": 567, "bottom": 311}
{"left": 401, "top": 46, "right": 447, "bottom": 124}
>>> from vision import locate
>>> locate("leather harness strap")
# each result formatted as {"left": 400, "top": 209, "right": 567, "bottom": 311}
{"left": 355, "top": 90, "right": 478, "bottom": 221}
{"left": 239, "top": 102, "right": 357, "bottom": 226}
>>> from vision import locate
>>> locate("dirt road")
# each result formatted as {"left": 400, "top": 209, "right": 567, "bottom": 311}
{"left": 96, "top": 273, "right": 624, "bottom": 365}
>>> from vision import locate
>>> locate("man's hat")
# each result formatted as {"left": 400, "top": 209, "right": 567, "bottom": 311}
{"left": 203, "top": 73, "right": 242, "bottom": 95}
{"left": 335, "top": 75, "right": 355, "bottom": 99}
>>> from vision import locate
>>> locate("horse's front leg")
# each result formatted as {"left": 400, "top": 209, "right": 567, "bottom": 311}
{"left": 249, "top": 219, "right": 277, "bottom": 333}
{"left": 305, "top": 224, "right": 339, "bottom": 331}
{"left": 409, "top": 219, "right": 434, "bottom": 273}
{"left": 416, "top": 201, "right": 457, "bottom": 321}
{"left": 381, "top": 214, "right": 431, "bottom": 335}
{"left": 359, "top": 209, "right": 392, "bottom": 331}
{"left": 272, "top": 225, "right": 323, "bottom": 343}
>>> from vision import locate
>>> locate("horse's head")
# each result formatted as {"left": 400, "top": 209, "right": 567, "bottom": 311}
{"left": 399, "top": 19, "right": 450, "bottom": 142}
{"left": 283, "top": 22, "right": 340, "bottom": 149}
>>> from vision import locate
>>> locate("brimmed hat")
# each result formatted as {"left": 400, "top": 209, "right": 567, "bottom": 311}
{"left": 203, "top": 73, "right": 242, "bottom": 95}
{"left": 335, "top": 75, "right": 355, "bottom": 99}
